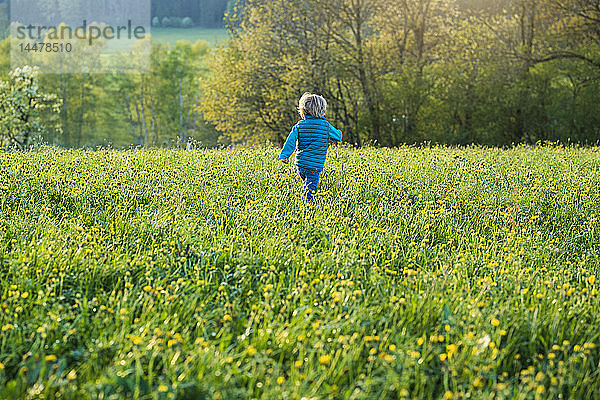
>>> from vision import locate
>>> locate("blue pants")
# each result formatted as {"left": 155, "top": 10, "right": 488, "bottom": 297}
{"left": 298, "top": 167, "right": 321, "bottom": 201}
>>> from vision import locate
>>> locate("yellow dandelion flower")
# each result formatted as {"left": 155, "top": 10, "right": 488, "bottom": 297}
{"left": 129, "top": 335, "right": 142, "bottom": 345}
{"left": 318, "top": 354, "right": 332, "bottom": 365}
{"left": 44, "top": 355, "right": 57, "bottom": 362}
{"left": 447, "top": 344, "right": 458, "bottom": 358}
{"left": 536, "top": 385, "right": 545, "bottom": 394}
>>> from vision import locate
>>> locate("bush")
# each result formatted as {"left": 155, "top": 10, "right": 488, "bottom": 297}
{"left": 182, "top": 17, "right": 194, "bottom": 28}
{"left": 161, "top": 17, "right": 171, "bottom": 27}
{"left": 152, "top": 17, "right": 160, "bottom": 27}
{"left": 170, "top": 17, "right": 183, "bottom": 28}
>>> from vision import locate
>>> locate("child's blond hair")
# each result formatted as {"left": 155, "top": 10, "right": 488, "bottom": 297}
{"left": 298, "top": 92, "right": 327, "bottom": 119}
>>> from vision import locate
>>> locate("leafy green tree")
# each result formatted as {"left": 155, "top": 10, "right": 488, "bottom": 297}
{"left": 0, "top": 66, "right": 61, "bottom": 149}
{"left": 201, "top": 0, "right": 454, "bottom": 146}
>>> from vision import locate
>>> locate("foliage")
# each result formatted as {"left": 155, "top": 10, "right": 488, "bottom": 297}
{"left": 201, "top": 0, "right": 600, "bottom": 147}
{"left": 0, "top": 2, "right": 7, "bottom": 40}
{"left": 29, "top": 40, "right": 217, "bottom": 148}
{"left": 182, "top": 17, "right": 194, "bottom": 28}
{"left": 0, "top": 146, "right": 600, "bottom": 398}
{"left": 152, "top": 0, "right": 229, "bottom": 28}
{"left": 0, "top": 66, "right": 61, "bottom": 150}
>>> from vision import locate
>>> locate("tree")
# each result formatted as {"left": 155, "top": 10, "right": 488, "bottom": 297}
{"left": 0, "top": 66, "right": 61, "bottom": 149}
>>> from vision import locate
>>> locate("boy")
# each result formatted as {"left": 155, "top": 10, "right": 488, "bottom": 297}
{"left": 279, "top": 92, "right": 343, "bottom": 201}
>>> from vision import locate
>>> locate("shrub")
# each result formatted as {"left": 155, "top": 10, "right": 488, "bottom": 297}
{"left": 182, "top": 17, "right": 194, "bottom": 28}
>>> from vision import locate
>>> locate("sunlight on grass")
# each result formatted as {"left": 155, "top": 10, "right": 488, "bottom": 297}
{"left": 0, "top": 145, "right": 599, "bottom": 398}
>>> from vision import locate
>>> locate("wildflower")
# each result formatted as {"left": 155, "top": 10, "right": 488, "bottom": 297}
{"left": 491, "top": 318, "right": 500, "bottom": 327}
{"left": 447, "top": 344, "right": 458, "bottom": 358}
{"left": 158, "top": 385, "right": 168, "bottom": 392}
{"left": 2, "top": 324, "right": 14, "bottom": 332}
{"left": 277, "top": 376, "right": 285, "bottom": 385}
{"left": 319, "top": 354, "right": 332, "bottom": 365}
{"left": 44, "top": 355, "right": 57, "bottom": 362}
{"left": 443, "top": 392, "right": 453, "bottom": 400}
{"left": 248, "top": 346, "right": 257, "bottom": 356}
{"left": 536, "top": 385, "right": 545, "bottom": 394}
{"left": 67, "top": 370, "right": 77, "bottom": 380}
{"left": 129, "top": 335, "right": 143, "bottom": 345}
{"left": 588, "top": 276, "right": 596, "bottom": 285}
{"left": 535, "top": 372, "right": 544, "bottom": 382}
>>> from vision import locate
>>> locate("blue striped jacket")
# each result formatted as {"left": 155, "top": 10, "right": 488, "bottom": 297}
{"left": 279, "top": 116, "right": 343, "bottom": 171}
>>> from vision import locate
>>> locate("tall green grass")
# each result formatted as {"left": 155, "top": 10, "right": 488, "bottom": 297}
{"left": 0, "top": 145, "right": 599, "bottom": 399}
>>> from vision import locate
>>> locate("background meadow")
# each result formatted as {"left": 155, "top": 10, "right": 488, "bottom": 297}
{"left": 1, "top": 145, "right": 599, "bottom": 399}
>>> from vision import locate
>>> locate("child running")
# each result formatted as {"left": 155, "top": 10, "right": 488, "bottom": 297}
{"left": 279, "top": 93, "right": 342, "bottom": 202}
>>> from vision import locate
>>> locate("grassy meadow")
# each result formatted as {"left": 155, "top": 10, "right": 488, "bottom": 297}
{"left": 151, "top": 28, "right": 228, "bottom": 47}
{"left": 0, "top": 145, "right": 599, "bottom": 399}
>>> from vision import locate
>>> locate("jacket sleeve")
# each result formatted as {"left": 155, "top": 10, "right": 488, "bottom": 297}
{"left": 279, "top": 125, "right": 299, "bottom": 160}
{"left": 328, "top": 122, "right": 342, "bottom": 142}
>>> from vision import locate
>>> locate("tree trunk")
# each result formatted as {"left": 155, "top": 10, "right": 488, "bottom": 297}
{"left": 140, "top": 75, "right": 148, "bottom": 146}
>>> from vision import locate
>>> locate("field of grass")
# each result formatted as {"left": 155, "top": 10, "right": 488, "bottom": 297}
{"left": 101, "top": 28, "right": 227, "bottom": 54}
{"left": 0, "top": 145, "right": 599, "bottom": 399}
{"left": 150, "top": 28, "right": 228, "bottom": 47}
